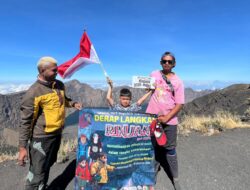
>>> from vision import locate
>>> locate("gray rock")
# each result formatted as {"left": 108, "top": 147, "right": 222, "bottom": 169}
{"left": 180, "top": 84, "right": 250, "bottom": 117}
{"left": 3, "top": 128, "right": 19, "bottom": 147}
{"left": 0, "top": 91, "right": 25, "bottom": 130}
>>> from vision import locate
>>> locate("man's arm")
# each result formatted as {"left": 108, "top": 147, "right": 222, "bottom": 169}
{"left": 157, "top": 104, "right": 183, "bottom": 123}
{"left": 18, "top": 91, "right": 36, "bottom": 166}
{"left": 106, "top": 77, "right": 114, "bottom": 107}
{"left": 158, "top": 79, "right": 185, "bottom": 123}
{"left": 63, "top": 83, "right": 82, "bottom": 110}
{"left": 65, "top": 95, "right": 82, "bottom": 109}
{"left": 136, "top": 89, "right": 153, "bottom": 106}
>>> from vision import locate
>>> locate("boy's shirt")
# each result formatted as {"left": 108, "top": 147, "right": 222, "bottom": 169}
{"left": 111, "top": 102, "right": 141, "bottom": 112}
{"left": 146, "top": 70, "right": 185, "bottom": 125}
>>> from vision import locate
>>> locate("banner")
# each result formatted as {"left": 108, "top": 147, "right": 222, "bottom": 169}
{"left": 75, "top": 108, "right": 156, "bottom": 190}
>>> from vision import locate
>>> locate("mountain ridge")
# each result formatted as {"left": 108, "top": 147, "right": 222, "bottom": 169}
{"left": 4, "top": 80, "right": 248, "bottom": 130}
{"left": 180, "top": 84, "right": 250, "bottom": 117}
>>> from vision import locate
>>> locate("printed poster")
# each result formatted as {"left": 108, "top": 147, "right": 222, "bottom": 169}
{"left": 75, "top": 108, "right": 156, "bottom": 190}
{"left": 132, "top": 76, "right": 155, "bottom": 89}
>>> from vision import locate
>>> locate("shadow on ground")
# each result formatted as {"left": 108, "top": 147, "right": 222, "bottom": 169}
{"left": 47, "top": 159, "right": 76, "bottom": 190}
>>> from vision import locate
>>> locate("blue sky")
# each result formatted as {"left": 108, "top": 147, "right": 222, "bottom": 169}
{"left": 0, "top": 0, "right": 249, "bottom": 84}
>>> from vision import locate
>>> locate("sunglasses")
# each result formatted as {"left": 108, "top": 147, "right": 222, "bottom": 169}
{"left": 161, "top": 60, "right": 175, "bottom": 65}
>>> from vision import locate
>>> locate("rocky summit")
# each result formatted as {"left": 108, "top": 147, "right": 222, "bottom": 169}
{"left": 180, "top": 84, "right": 250, "bottom": 117}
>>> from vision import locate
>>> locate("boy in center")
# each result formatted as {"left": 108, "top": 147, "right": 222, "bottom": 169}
{"left": 106, "top": 78, "right": 152, "bottom": 112}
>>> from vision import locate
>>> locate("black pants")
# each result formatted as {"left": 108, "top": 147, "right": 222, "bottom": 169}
{"left": 153, "top": 125, "right": 178, "bottom": 180}
{"left": 25, "top": 135, "right": 61, "bottom": 190}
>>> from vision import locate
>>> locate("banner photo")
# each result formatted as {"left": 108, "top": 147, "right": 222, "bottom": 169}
{"left": 75, "top": 108, "right": 156, "bottom": 190}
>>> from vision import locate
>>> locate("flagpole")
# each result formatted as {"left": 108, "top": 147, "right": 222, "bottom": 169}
{"left": 99, "top": 61, "right": 112, "bottom": 88}
{"left": 99, "top": 60, "right": 109, "bottom": 80}
{"left": 83, "top": 28, "right": 109, "bottom": 80}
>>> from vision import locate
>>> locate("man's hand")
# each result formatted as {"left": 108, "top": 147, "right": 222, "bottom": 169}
{"left": 73, "top": 102, "right": 82, "bottom": 110}
{"left": 157, "top": 114, "right": 170, "bottom": 123}
{"left": 18, "top": 147, "right": 28, "bottom": 166}
{"left": 158, "top": 104, "right": 183, "bottom": 124}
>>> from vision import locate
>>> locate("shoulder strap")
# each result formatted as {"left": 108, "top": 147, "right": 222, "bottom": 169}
{"left": 160, "top": 71, "right": 175, "bottom": 96}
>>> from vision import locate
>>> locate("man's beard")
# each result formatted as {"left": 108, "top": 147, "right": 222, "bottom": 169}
{"left": 45, "top": 75, "right": 57, "bottom": 82}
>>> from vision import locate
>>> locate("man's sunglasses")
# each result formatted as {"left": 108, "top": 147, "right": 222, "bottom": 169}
{"left": 161, "top": 60, "right": 175, "bottom": 65}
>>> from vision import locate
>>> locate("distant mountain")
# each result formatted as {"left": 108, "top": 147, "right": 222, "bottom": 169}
{"left": 0, "top": 80, "right": 212, "bottom": 130}
{"left": 184, "top": 88, "right": 212, "bottom": 103}
{"left": 180, "top": 84, "right": 250, "bottom": 117}
{"left": 184, "top": 80, "right": 244, "bottom": 91}
{"left": 1, "top": 80, "right": 245, "bottom": 94}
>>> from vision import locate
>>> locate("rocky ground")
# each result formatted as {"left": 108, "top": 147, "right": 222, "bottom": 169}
{"left": 1, "top": 127, "right": 250, "bottom": 190}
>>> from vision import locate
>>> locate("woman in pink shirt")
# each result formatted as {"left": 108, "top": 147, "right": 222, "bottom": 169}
{"left": 146, "top": 51, "right": 184, "bottom": 190}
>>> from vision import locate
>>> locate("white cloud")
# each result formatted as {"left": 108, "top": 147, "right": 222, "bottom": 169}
{"left": 84, "top": 80, "right": 131, "bottom": 89}
{"left": 184, "top": 80, "right": 238, "bottom": 90}
{"left": 0, "top": 84, "right": 31, "bottom": 94}
{"left": 1, "top": 80, "right": 239, "bottom": 95}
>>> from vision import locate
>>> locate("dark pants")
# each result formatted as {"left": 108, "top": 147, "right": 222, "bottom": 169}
{"left": 152, "top": 125, "right": 179, "bottom": 180}
{"left": 25, "top": 135, "right": 61, "bottom": 190}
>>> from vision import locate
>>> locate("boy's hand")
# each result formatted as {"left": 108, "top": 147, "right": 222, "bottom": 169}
{"left": 145, "top": 88, "right": 154, "bottom": 93}
{"left": 150, "top": 82, "right": 156, "bottom": 90}
{"left": 107, "top": 77, "right": 113, "bottom": 88}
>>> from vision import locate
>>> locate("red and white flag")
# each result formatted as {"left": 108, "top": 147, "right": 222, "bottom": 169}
{"left": 58, "top": 32, "right": 101, "bottom": 79}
